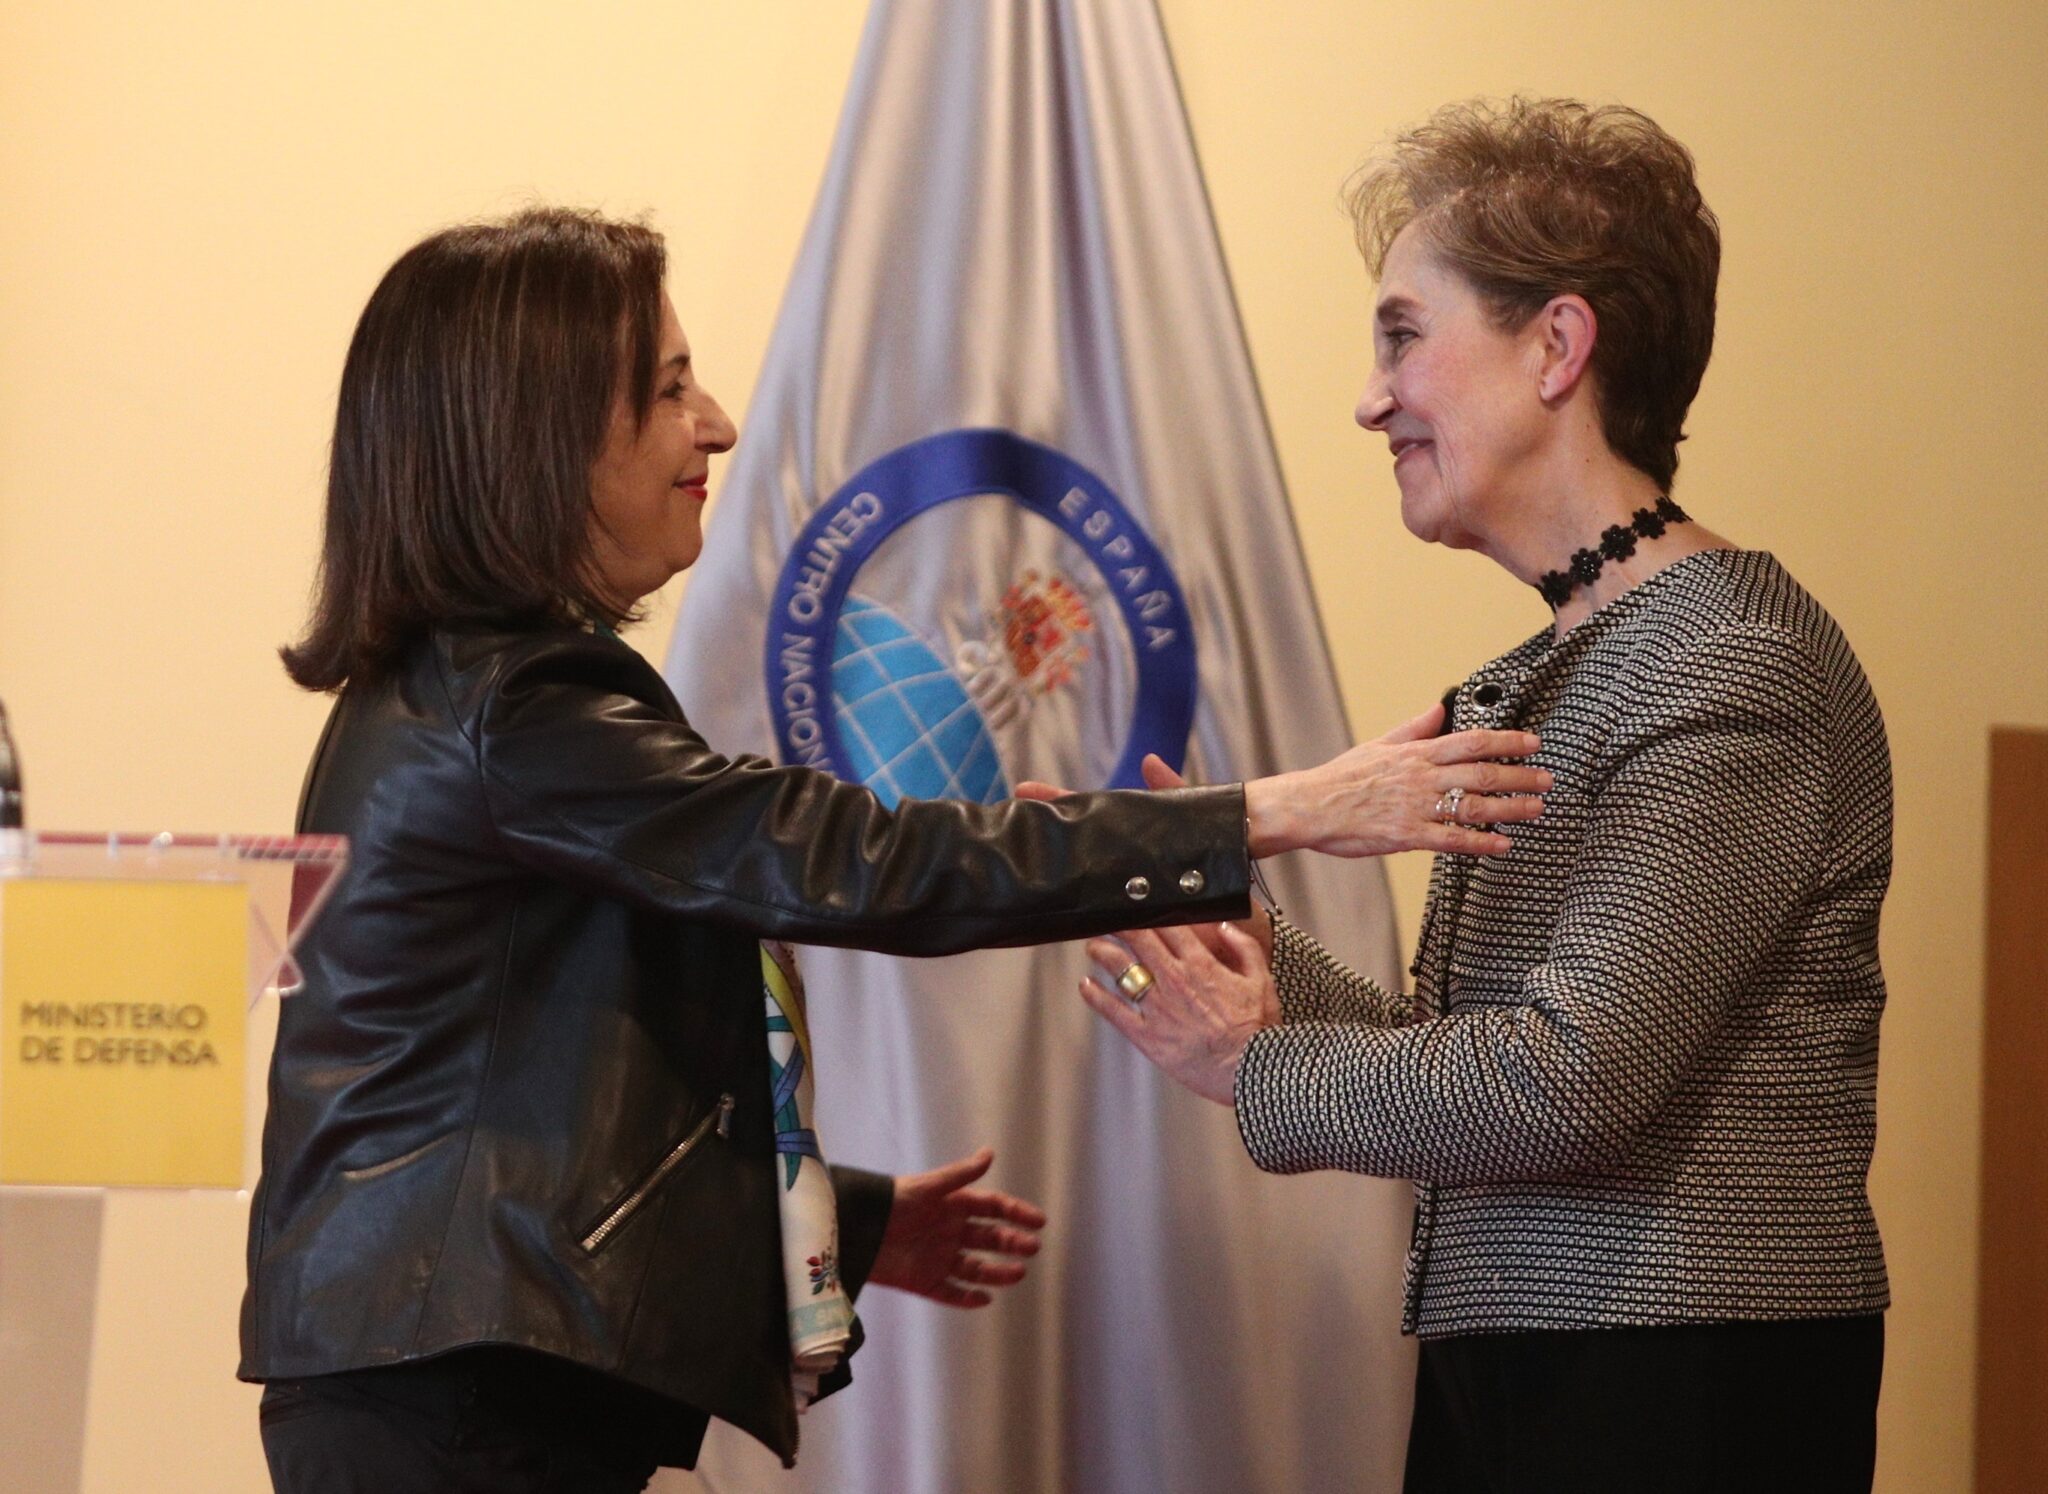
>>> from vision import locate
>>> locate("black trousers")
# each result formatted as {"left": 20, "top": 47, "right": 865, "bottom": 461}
{"left": 1403, "top": 1314, "right": 1884, "bottom": 1494}
{"left": 259, "top": 1348, "right": 686, "bottom": 1494}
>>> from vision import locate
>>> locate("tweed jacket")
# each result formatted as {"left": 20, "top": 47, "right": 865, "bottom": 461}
{"left": 1234, "top": 550, "right": 1891, "bottom": 1337}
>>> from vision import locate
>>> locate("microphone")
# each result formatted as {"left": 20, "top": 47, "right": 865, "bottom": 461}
{"left": 0, "top": 697, "right": 24, "bottom": 834}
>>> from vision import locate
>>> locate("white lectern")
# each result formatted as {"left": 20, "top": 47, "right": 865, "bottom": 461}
{"left": 0, "top": 832, "right": 347, "bottom": 1491}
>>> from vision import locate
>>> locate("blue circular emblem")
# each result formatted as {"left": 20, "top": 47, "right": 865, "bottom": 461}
{"left": 764, "top": 429, "right": 1197, "bottom": 801}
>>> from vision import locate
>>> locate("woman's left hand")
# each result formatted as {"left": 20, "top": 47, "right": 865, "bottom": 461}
{"left": 1081, "top": 922, "right": 1281, "bottom": 1106}
{"left": 869, "top": 1148, "right": 1046, "bottom": 1308}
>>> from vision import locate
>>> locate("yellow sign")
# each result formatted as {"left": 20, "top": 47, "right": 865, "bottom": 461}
{"left": 1, "top": 879, "right": 248, "bottom": 1187}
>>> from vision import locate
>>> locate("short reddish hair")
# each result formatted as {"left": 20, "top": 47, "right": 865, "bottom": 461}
{"left": 1347, "top": 98, "right": 1720, "bottom": 490}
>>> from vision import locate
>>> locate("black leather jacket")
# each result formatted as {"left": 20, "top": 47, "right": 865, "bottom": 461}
{"left": 239, "top": 624, "right": 1248, "bottom": 1463}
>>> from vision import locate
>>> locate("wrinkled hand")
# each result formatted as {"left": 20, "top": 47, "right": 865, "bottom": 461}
{"left": 1081, "top": 921, "right": 1281, "bottom": 1106}
{"left": 869, "top": 1148, "right": 1046, "bottom": 1309}
{"left": 1244, "top": 703, "right": 1550, "bottom": 859}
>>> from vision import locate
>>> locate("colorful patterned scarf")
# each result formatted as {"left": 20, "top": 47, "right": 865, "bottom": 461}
{"left": 761, "top": 941, "right": 856, "bottom": 1403}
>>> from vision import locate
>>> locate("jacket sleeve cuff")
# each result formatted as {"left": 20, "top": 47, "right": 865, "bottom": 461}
{"left": 828, "top": 1163, "right": 895, "bottom": 1302}
{"left": 1233, "top": 1021, "right": 1396, "bottom": 1177}
{"left": 1233, "top": 1025, "right": 1310, "bottom": 1175}
{"left": 1050, "top": 782, "right": 1252, "bottom": 935}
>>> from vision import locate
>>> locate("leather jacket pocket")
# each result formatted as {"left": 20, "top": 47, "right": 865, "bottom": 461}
{"left": 578, "top": 1093, "right": 734, "bottom": 1255}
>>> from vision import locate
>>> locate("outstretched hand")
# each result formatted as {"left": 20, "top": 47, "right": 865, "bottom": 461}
{"left": 1244, "top": 702, "right": 1551, "bottom": 860}
{"left": 1080, "top": 919, "right": 1281, "bottom": 1106}
{"left": 1022, "top": 707, "right": 1550, "bottom": 865}
{"left": 1019, "top": 761, "right": 1284, "bottom": 1103}
{"left": 869, "top": 1148, "right": 1046, "bottom": 1309}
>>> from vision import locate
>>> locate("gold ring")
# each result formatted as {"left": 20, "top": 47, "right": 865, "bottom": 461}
{"left": 1115, "top": 962, "right": 1155, "bottom": 1002}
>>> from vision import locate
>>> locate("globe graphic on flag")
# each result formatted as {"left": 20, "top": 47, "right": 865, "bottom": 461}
{"left": 830, "top": 597, "right": 1009, "bottom": 808}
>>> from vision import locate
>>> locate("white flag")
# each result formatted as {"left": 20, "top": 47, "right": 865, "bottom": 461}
{"left": 665, "top": 2, "right": 1414, "bottom": 1489}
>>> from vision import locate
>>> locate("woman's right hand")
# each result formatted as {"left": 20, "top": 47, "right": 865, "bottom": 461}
{"left": 1243, "top": 703, "right": 1548, "bottom": 859}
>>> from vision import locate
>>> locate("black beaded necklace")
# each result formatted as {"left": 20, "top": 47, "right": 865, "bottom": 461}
{"left": 1535, "top": 495, "right": 1691, "bottom": 609}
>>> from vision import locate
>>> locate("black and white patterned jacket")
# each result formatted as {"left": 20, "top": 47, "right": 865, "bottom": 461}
{"left": 1234, "top": 550, "right": 1891, "bottom": 1337}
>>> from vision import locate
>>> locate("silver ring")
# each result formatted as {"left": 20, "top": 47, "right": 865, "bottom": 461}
{"left": 1115, "top": 962, "right": 1155, "bottom": 1002}
{"left": 1433, "top": 787, "right": 1467, "bottom": 823}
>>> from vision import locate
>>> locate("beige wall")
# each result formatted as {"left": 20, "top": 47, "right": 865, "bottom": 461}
{"left": 1, "top": 2, "right": 2040, "bottom": 1489}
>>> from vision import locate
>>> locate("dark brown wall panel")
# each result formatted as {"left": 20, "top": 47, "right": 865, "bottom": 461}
{"left": 1975, "top": 727, "right": 2048, "bottom": 1492}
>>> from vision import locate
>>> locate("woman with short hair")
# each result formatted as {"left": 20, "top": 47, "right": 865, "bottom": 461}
{"left": 1079, "top": 99, "right": 1891, "bottom": 1492}
{"left": 242, "top": 207, "right": 1551, "bottom": 1492}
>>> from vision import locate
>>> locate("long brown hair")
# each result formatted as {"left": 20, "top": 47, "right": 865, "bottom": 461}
{"left": 282, "top": 207, "right": 667, "bottom": 692}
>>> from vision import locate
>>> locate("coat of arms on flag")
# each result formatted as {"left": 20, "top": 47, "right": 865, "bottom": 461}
{"left": 765, "top": 430, "right": 1196, "bottom": 806}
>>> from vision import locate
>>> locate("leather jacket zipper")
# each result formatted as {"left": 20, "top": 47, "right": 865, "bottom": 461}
{"left": 579, "top": 1093, "right": 733, "bottom": 1254}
